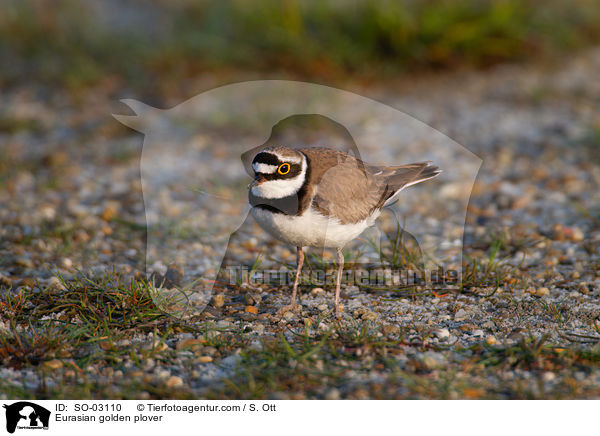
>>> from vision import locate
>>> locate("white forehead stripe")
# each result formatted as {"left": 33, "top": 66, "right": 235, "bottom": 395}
{"left": 252, "top": 163, "right": 278, "bottom": 174}
{"left": 271, "top": 151, "right": 302, "bottom": 164}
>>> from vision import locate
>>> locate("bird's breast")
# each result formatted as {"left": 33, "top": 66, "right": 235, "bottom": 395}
{"left": 250, "top": 205, "right": 375, "bottom": 248}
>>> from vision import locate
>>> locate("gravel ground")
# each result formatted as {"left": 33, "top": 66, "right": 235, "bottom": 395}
{"left": 0, "top": 50, "right": 599, "bottom": 399}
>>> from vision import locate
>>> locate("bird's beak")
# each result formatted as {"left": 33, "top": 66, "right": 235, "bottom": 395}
{"left": 248, "top": 175, "right": 266, "bottom": 190}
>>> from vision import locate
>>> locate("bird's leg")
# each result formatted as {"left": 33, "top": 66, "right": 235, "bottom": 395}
{"left": 290, "top": 246, "right": 304, "bottom": 306}
{"left": 277, "top": 246, "right": 304, "bottom": 315}
{"left": 334, "top": 248, "right": 344, "bottom": 317}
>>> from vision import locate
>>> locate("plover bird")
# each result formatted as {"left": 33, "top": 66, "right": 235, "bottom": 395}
{"left": 248, "top": 145, "right": 440, "bottom": 316}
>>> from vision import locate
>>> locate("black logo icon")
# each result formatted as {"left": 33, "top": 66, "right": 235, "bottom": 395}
{"left": 3, "top": 402, "right": 50, "bottom": 433}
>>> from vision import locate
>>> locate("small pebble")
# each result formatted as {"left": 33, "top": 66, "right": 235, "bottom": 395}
{"left": 203, "top": 346, "right": 217, "bottom": 356}
{"left": 20, "top": 278, "right": 36, "bottom": 288}
{"left": 46, "top": 276, "right": 66, "bottom": 291}
{"left": 311, "top": 287, "right": 325, "bottom": 295}
{"left": 43, "top": 360, "right": 63, "bottom": 370}
{"left": 213, "top": 294, "right": 225, "bottom": 308}
{"left": 419, "top": 351, "right": 446, "bottom": 370}
{"left": 485, "top": 336, "right": 497, "bottom": 346}
{"left": 166, "top": 376, "right": 184, "bottom": 388}
{"left": 151, "top": 341, "right": 169, "bottom": 352}
{"left": 176, "top": 338, "right": 204, "bottom": 350}
{"left": 15, "top": 257, "right": 33, "bottom": 269}
{"left": 245, "top": 305, "right": 258, "bottom": 314}
{"left": 434, "top": 328, "right": 450, "bottom": 339}
{"left": 482, "top": 320, "right": 495, "bottom": 329}
{"left": 318, "top": 322, "right": 330, "bottom": 331}
{"left": 249, "top": 340, "right": 262, "bottom": 351}
{"left": 155, "top": 369, "right": 171, "bottom": 380}
{"left": 454, "top": 309, "right": 468, "bottom": 321}
{"left": 101, "top": 204, "right": 118, "bottom": 221}
{"left": 0, "top": 273, "right": 12, "bottom": 287}
{"left": 361, "top": 310, "right": 378, "bottom": 321}
{"left": 61, "top": 258, "right": 73, "bottom": 269}
{"left": 571, "top": 227, "right": 584, "bottom": 242}
{"left": 325, "top": 388, "right": 340, "bottom": 400}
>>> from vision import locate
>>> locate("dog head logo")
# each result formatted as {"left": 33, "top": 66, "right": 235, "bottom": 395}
{"left": 3, "top": 402, "right": 50, "bottom": 433}
{"left": 114, "top": 80, "right": 481, "bottom": 317}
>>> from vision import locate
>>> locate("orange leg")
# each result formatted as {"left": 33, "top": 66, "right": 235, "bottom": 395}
{"left": 290, "top": 246, "right": 304, "bottom": 306}
{"left": 334, "top": 248, "right": 344, "bottom": 317}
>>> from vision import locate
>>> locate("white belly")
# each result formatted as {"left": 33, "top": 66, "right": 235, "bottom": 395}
{"left": 251, "top": 206, "right": 379, "bottom": 248}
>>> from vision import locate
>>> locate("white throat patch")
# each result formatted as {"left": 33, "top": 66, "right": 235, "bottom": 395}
{"left": 251, "top": 154, "right": 306, "bottom": 199}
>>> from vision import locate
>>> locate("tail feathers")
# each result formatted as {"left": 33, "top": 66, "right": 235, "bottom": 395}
{"left": 405, "top": 164, "right": 441, "bottom": 187}
{"left": 380, "top": 162, "right": 441, "bottom": 206}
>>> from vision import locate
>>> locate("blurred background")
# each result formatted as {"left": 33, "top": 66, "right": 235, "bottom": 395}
{"left": 1, "top": 0, "right": 600, "bottom": 101}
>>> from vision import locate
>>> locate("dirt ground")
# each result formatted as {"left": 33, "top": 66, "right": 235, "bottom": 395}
{"left": 0, "top": 49, "right": 599, "bottom": 399}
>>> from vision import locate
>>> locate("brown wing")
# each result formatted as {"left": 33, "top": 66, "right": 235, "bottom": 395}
{"left": 301, "top": 148, "right": 384, "bottom": 224}
{"left": 301, "top": 148, "right": 441, "bottom": 224}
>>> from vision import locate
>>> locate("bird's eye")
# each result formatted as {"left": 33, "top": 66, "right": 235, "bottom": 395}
{"left": 277, "top": 163, "right": 291, "bottom": 175}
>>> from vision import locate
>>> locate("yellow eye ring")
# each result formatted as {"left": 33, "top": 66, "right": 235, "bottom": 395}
{"left": 278, "top": 163, "right": 291, "bottom": 175}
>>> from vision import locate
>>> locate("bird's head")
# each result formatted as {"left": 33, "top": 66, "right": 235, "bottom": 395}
{"left": 249, "top": 146, "right": 307, "bottom": 199}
